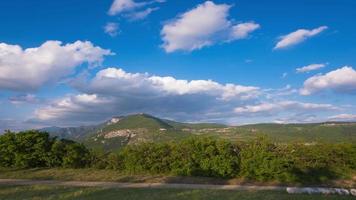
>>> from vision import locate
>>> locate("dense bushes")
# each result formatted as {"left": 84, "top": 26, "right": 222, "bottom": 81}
{"left": 0, "top": 131, "right": 90, "bottom": 168}
{"left": 1, "top": 131, "right": 355, "bottom": 183}
{"left": 90, "top": 136, "right": 356, "bottom": 182}
{"left": 117, "top": 138, "right": 239, "bottom": 177}
{"left": 239, "top": 137, "right": 291, "bottom": 181}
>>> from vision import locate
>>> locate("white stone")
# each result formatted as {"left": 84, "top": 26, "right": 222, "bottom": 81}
{"left": 350, "top": 189, "right": 356, "bottom": 196}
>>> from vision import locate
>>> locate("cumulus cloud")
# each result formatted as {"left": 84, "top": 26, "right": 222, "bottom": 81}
{"left": 108, "top": 0, "right": 162, "bottom": 20}
{"left": 230, "top": 22, "right": 260, "bottom": 40}
{"left": 0, "top": 40, "right": 113, "bottom": 91}
{"left": 34, "top": 94, "right": 115, "bottom": 124}
{"left": 104, "top": 22, "right": 120, "bottom": 37}
{"left": 300, "top": 66, "right": 356, "bottom": 95}
{"left": 264, "top": 85, "right": 298, "bottom": 99}
{"left": 328, "top": 114, "right": 356, "bottom": 121}
{"left": 79, "top": 68, "right": 260, "bottom": 101}
{"left": 161, "top": 1, "right": 260, "bottom": 52}
{"left": 32, "top": 67, "right": 261, "bottom": 126}
{"left": 274, "top": 26, "right": 328, "bottom": 50}
{"left": 296, "top": 63, "right": 326, "bottom": 73}
{"left": 31, "top": 67, "right": 345, "bottom": 126}
{"left": 234, "top": 101, "right": 337, "bottom": 116}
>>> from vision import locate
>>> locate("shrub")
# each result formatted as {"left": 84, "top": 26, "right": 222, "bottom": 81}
{"left": 169, "top": 137, "right": 239, "bottom": 178}
{"left": 62, "top": 143, "right": 90, "bottom": 168}
{"left": 119, "top": 142, "right": 172, "bottom": 173}
{"left": 1, "top": 130, "right": 355, "bottom": 183}
{"left": 13, "top": 130, "right": 54, "bottom": 168}
{"left": 106, "top": 152, "right": 123, "bottom": 170}
{"left": 239, "top": 137, "right": 291, "bottom": 181}
{"left": 89, "top": 150, "right": 109, "bottom": 169}
{"left": 0, "top": 130, "right": 91, "bottom": 169}
{"left": 0, "top": 131, "right": 16, "bottom": 167}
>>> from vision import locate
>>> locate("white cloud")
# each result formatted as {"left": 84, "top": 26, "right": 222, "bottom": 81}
{"left": 104, "top": 22, "right": 120, "bottom": 37}
{"left": 264, "top": 85, "right": 298, "bottom": 99}
{"left": 108, "top": 0, "right": 163, "bottom": 19}
{"left": 161, "top": 1, "right": 260, "bottom": 52}
{"left": 125, "top": 7, "right": 159, "bottom": 21}
{"left": 230, "top": 22, "right": 260, "bottom": 40}
{"left": 300, "top": 66, "right": 356, "bottom": 95}
{"left": 108, "top": 0, "right": 146, "bottom": 16}
{"left": 296, "top": 63, "right": 326, "bottom": 73}
{"left": 234, "top": 101, "right": 337, "bottom": 116}
{"left": 34, "top": 94, "right": 113, "bottom": 123}
{"left": 274, "top": 26, "right": 328, "bottom": 50}
{"left": 31, "top": 67, "right": 345, "bottom": 127}
{"left": 81, "top": 67, "right": 260, "bottom": 101}
{"left": 0, "top": 40, "right": 113, "bottom": 91}
{"left": 274, "top": 113, "right": 319, "bottom": 124}
{"left": 32, "top": 67, "right": 261, "bottom": 126}
{"left": 328, "top": 114, "right": 356, "bottom": 121}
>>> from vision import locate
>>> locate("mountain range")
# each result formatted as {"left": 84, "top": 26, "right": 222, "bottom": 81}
{"left": 40, "top": 113, "right": 356, "bottom": 151}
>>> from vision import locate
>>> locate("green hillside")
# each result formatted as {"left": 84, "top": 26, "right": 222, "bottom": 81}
{"left": 164, "top": 119, "right": 227, "bottom": 129}
{"left": 234, "top": 122, "right": 356, "bottom": 142}
{"left": 40, "top": 114, "right": 356, "bottom": 151}
{"left": 85, "top": 114, "right": 190, "bottom": 151}
{"left": 103, "top": 114, "right": 173, "bottom": 132}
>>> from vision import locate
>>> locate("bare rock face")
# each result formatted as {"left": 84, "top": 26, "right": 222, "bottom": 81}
{"left": 107, "top": 117, "right": 121, "bottom": 125}
{"left": 102, "top": 128, "right": 148, "bottom": 139}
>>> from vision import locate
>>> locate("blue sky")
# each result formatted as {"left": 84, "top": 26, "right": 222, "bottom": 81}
{"left": 0, "top": 0, "right": 356, "bottom": 130}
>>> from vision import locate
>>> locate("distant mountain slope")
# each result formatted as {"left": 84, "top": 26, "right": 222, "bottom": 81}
{"left": 163, "top": 119, "right": 227, "bottom": 129}
{"left": 40, "top": 114, "right": 356, "bottom": 151}
{"left": 40, "top": 125, "right": 100, "bottom": 141}
{"left": 86, "top": 113, "right": 190, "bottom": 151}
{"left": 234, "top": 122, "right": 356, "bottom": 142}
{"left": 103, "top": 113, "right": 173, "bottom": 132}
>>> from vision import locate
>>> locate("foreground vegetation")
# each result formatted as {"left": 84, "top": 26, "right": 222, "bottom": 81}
{"left": 0, "top": 185, "right": 354, "bottom": 200}
{"left": 1, "top": 130, "right": 355, "bottom": 185}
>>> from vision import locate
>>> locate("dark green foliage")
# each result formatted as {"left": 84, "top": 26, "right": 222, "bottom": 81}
{"left": 239, "top": 137, "right": 291, "bottom": 181}
{"left": 117, "top": 137, "right": 239, "bottom": 178}
{"left": 106, "top": 152, "right": 123, "bottom": 170}
{"left": 89, "top": 150, "right": 110, "bottom": 169}
{"left": 0, "top": 130, "right": 90, "bottom": 168}
{"left": 12, "top": 131, "right": 54, "bottom": 168}
{"left": 0, "top": 131, "right": 17, "bottom": 167}
{"left": 1, "top": 130, "right": 355, "bottom": 183}
{"left": 62, "top": 143, "right": 90, "bottom": 168}
{"left": 169, "top": 138, "right": 239, "bottom": 177}
{"left": 113, "top": 137, "right": 355, "bottom": 181}
{"left": 47, "top": 139, "right": 75, "bottom": 167}
{"left": 120, "top": 143, "right": 172, "bottom": 173}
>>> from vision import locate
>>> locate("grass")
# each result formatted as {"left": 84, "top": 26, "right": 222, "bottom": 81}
{"left": 0, "top": 185, "right": 354, "bottom": 200}
{"left": 0, "top": 168, "right": 354, "bottom": 188}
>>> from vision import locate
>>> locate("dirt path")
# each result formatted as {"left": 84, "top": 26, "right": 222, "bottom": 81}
{"left": 0, "top": 179, "right": 355, "bottom": 196}
{"left": 0, "top": 179, "right": 285, "bottom": 190}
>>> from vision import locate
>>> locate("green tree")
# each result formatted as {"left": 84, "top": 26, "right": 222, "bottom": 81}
{"left": 13, "top": 130, "right": 54, "bottom": 168}
{"left": 0, "top": 131, "right": 17, "bottom": 167}
{"left": 62, "top": 143, "right": 90, "bottom": 168}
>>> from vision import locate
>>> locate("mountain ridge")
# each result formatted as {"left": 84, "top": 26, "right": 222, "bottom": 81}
{"left": 39, "top": 113, "right": 356, "bottom": 151}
